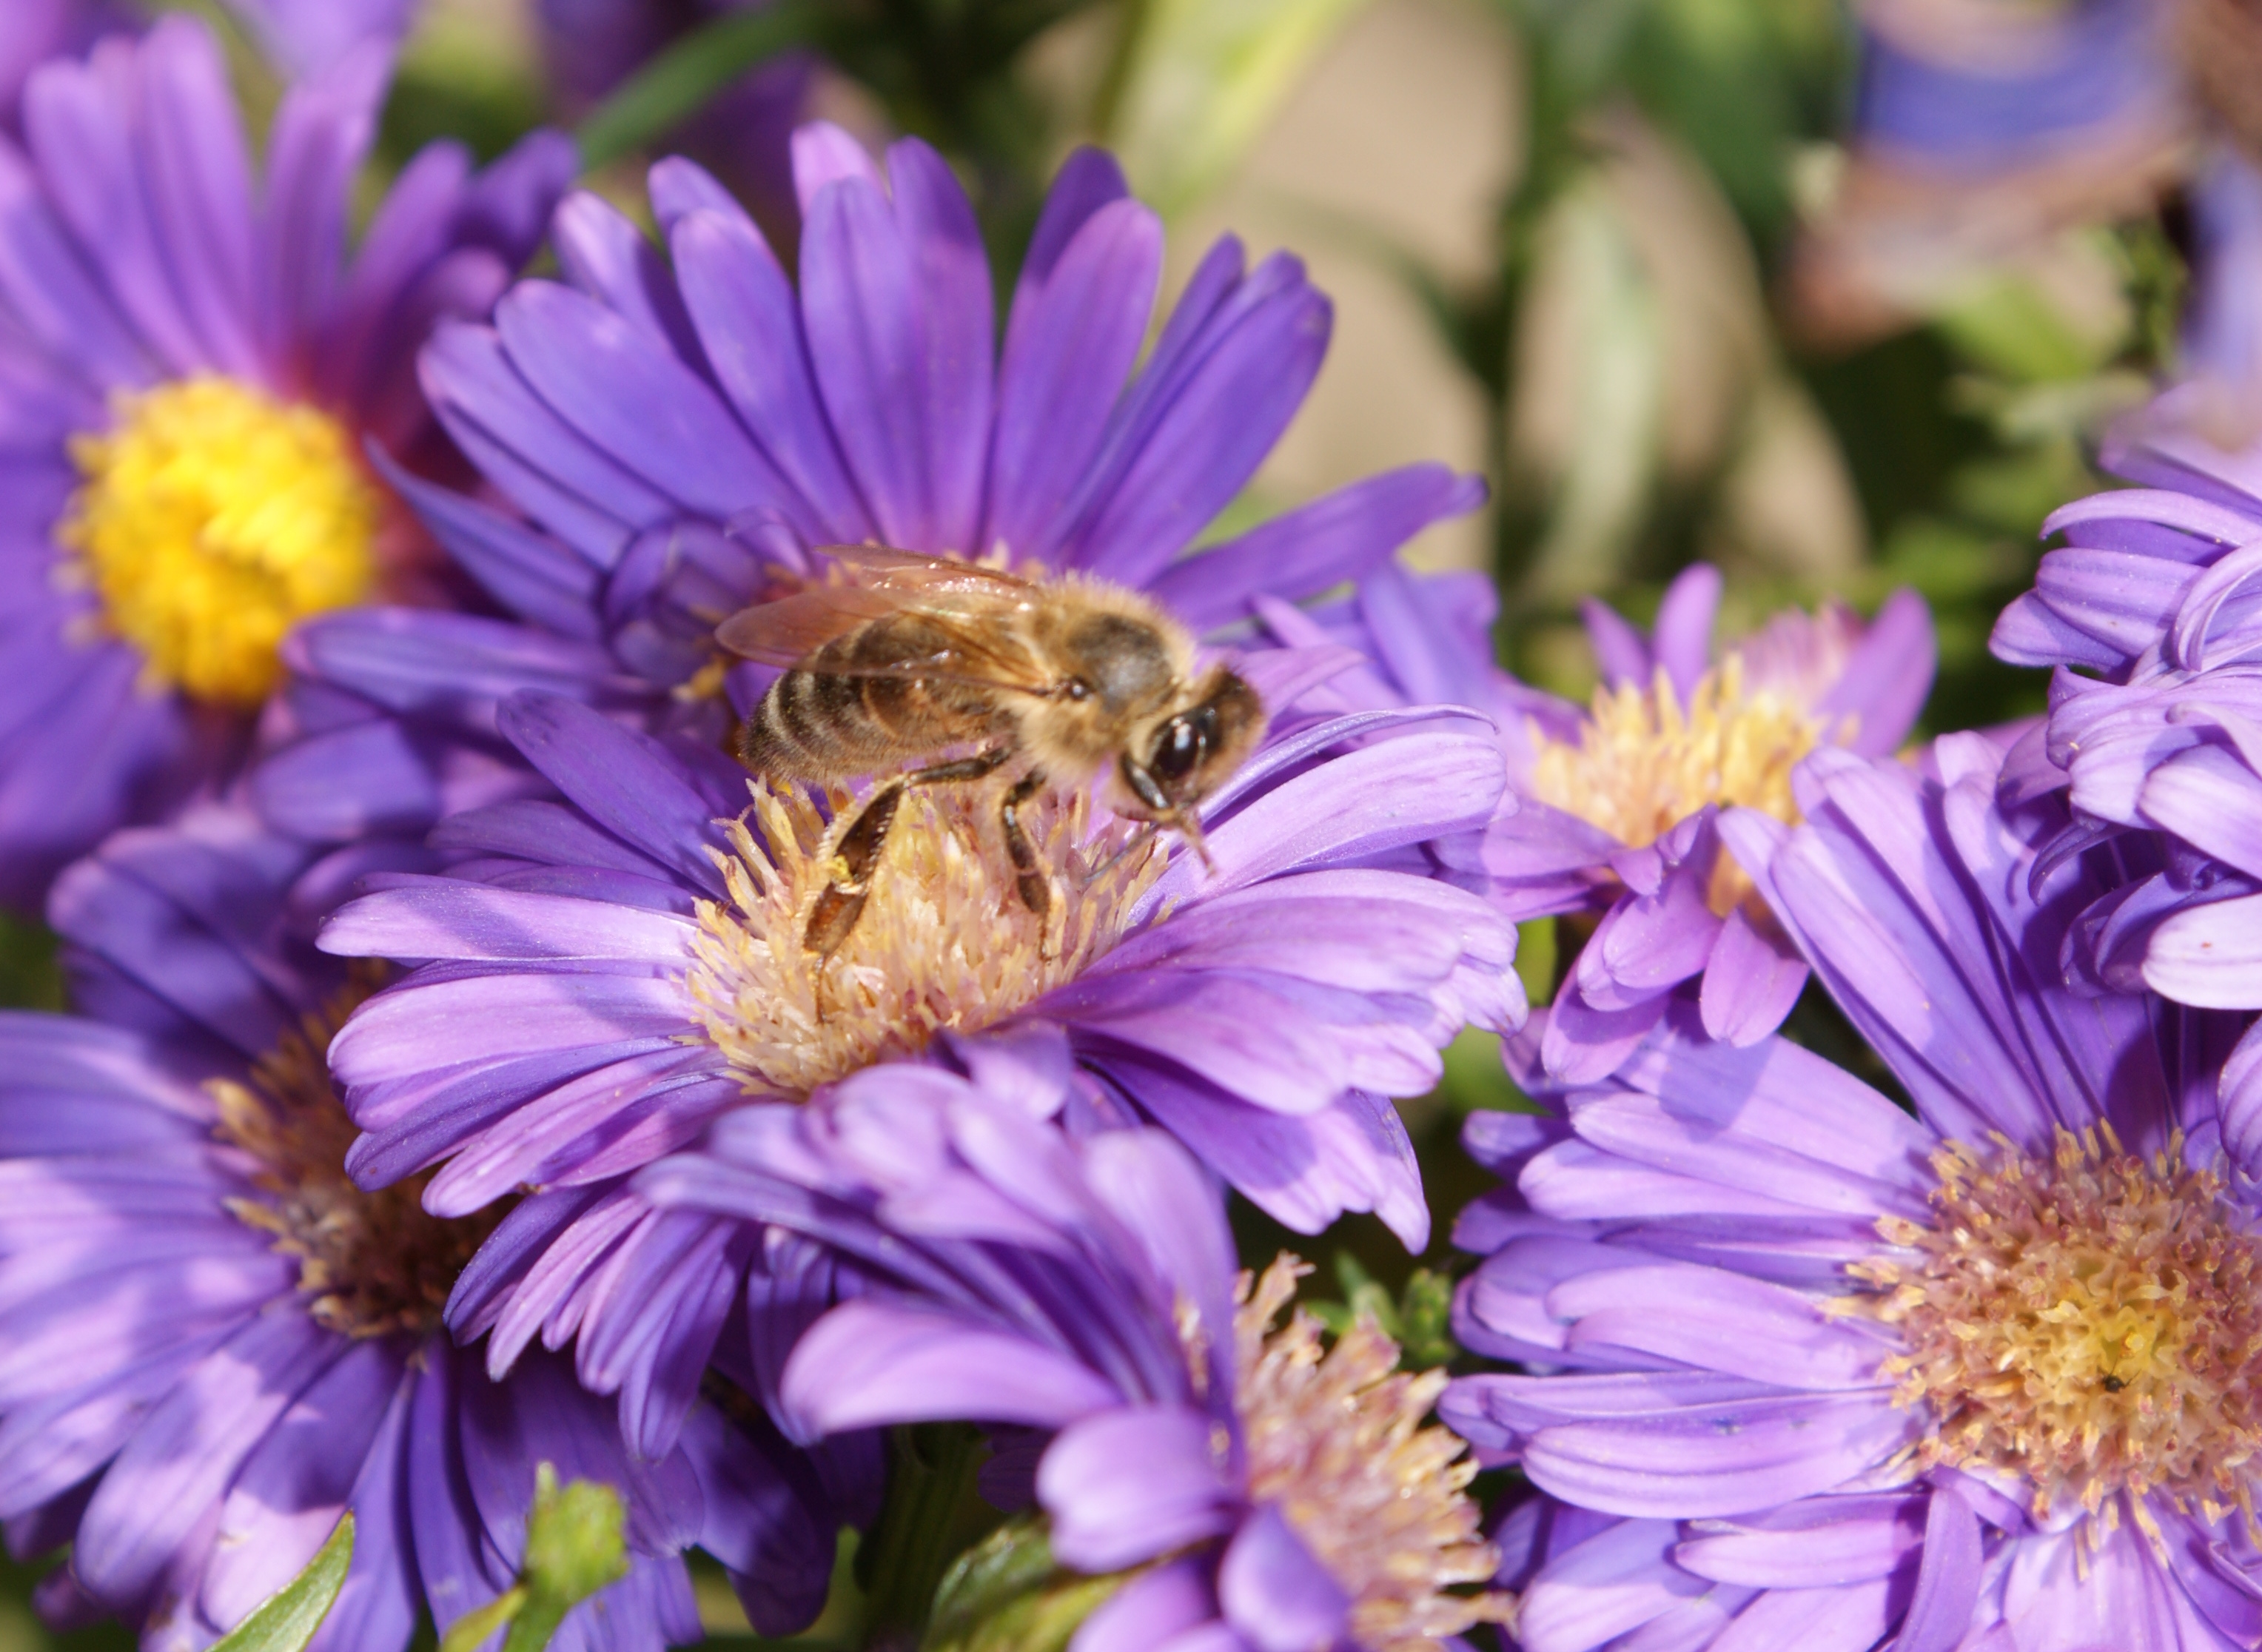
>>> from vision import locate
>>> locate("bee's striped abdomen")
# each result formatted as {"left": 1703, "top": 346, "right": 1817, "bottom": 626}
{"left": 739, "top": 616, "right": 999, "bottom": 780}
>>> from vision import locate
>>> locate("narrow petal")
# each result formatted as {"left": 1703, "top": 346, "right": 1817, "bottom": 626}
{"left": 779, "top": 1300, "right": 1122, "bottom": 1435}
{"left": 1038, "top": 1405, "right": 1235, "bottom": 1573}
{"left": 1217, "top": 1504, "right": 1349, "bottom": 1652}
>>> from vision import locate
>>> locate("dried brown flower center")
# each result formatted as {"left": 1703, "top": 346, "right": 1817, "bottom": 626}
{"left": 684, "top": 780, "right": 1160, "bottom": 1097}
{"left": 215, "top": 968, "right": 500, "bottom": 1339}
{"left": 1234, "top": 1256, "right": 1515, "bottom": 1651}
{"left": 1850, "top": 1126, "right": 2262, "bottom": 1537}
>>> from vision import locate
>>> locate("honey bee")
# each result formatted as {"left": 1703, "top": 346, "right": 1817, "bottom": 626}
{"left": 717, "top": 545, "right": 1266, "bottom": 958}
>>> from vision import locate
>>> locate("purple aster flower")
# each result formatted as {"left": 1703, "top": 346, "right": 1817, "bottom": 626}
{"left": 1990, "top": 403, "right": 2262, "bottom": 1118}
{"left": 311, "top": 679, "right": 1517, "bottom": 1446}
{"left": 0, "top": 802, "right": 842, "bottom": 1649}
{"left": 249, "top": 121, "right": 1486, "bottom": 865}
{"left": 637, "top": 1065, "right": 1516, "bottom": 1651}
{"left": 0, "top": 16, "right": 571, "bottom": 913}
{"left": 1410, "top": 560, "right": 1933, "bottom": 1083}
{"left": 1790, "top": 0, "right": 2189, "bottom": 341}
{"left": 1441, "top": 735, "right": 2262, "bottom": 1651}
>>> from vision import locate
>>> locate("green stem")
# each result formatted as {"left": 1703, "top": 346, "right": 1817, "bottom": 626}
{"left": 856, "top": 1426, "right": 999, "bottom": 1651}
{"left": 575, "top": 1, "right": 825, "bottom": 172}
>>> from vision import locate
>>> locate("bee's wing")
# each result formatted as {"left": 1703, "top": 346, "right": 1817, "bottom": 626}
{"left": 816, "top": 544, "right": 1038, "bottom": 600}
{"left": 714, "top": 583, "right": 912, "bottom": 666}
{"left": 716, "top": 580, "right": 1056, "bottom": 694}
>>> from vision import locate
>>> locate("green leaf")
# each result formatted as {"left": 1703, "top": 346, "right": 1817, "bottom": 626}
{"left": 209, "top": 1513, "right": 353, "bottom": 1652}
{"left": 1935, "top": 275, "right": 2127, "bottom": 386}
{"left": 437, "top": 1464, "right": 631, "bottom": 1652}
{"left": 920, "top": 1521, "right": 1130, "bottom": 1652}
{"left": 575, "top": 2, "right": 822, "bottom": 172}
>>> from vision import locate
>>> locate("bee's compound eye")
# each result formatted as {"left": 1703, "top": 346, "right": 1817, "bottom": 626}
{"left": 1150, "top": 705, "right": 1217, "bottom": 784}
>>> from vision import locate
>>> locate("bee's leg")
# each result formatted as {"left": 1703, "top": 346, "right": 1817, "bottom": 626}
{"left": 999, "top": 769, "right": 1051, "bottom": 919}
{"left": 901, "top": 747, "right": 1015, "bottom": 789}
{"left": 803, "top": 780, "right": 907, "bottom": 958}
{"left": 802, "top": 747, "right": 1015, "bottom": 958}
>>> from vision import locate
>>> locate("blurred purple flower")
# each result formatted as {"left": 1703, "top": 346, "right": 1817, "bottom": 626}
{"left": 640, "top": 1068, "right": 1515, "bottom": 1651}
{"left": 250, "top": 124, "right": 1485, "bottom": 867}
{"left": 1442, "top": 736, "right": 2262, "bottom": 1652}
{"left": 0, "top": 17, "right": 571, "bottom": 913}
{"left": 1403, "top": 561, "right": 1932, "bottom": 1083}
{"left": 0, "top": 802, "right": 842, "bottom": 1650}
{"left": 1791, "top": 0, "right": 2190, "bottom": 341}
{"left": 310, "top": 685, "right": 1516, "bottom": 1443}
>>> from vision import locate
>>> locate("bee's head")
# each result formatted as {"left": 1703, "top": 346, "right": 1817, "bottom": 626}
{"left": 1115, "top": 667, "right": 1266, "bottom": 861}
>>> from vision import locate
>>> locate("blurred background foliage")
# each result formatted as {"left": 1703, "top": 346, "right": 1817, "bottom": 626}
{"left": 6, "top": 0, "right": 2195, "bottom": 1642}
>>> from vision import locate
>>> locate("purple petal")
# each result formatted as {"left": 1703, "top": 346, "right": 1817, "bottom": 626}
{"left": 1549, "top": 1263, "right": 1896, "bottom": 1389}
{"left": 790, "top": 121, "right": 879, "bottom": 214}
{"left": 1582, "top": 597, "right": 1654, "bottom": 691}
{"left": 1522, "top": 1392, "right": 1919, "bottom": 1520}
{"left": 319, "top": 882, "right": 694, "bottom": 964}
{"left": 779, "top": 1300, "right": 1122, "bottom": 1434}
{"left": 887, "top": 138, "right": 992, "bottom": 556}
{"left": 1696, "top": 1574, "right": 1907, "bottom": 1652}
{"left": 551, "top": 189, "right": 704, "bottom": 366}
{"left": 2001, "top": 1519, "right": 2187, "bottom": 1652}
{"left": 2144, "top": 890, "right": 2262, "bottom": 1007}
{"left": 419, "top": 320, "right": 662, "bottom": 563}
{"left": 1072, "top": 1557, "right": 1216, "bottom": 1652}
{"left": 256, "top": 41, "right": 386, "bottom": 363}
{"left": 1895, "top": 1485, "right": 1982, "bottom": 1652}
{"left": 491, "top": 694, "right": 733, "bottom": 896}
{"left": 1038, "top": 1404, "right": 1235, "bottom": 1573}
{"left": 1217, "top": 1503, "right": 1348, "bottom": 1652}
{"left": 1066, "top": 253, "right": 1330, "bottom": 588}
{"left": 1150, "top": 466, "right": 1485, "bottom": 631}
{"left": 671, "top": 206, "right": 868, "bottom": 537}
{"left": 1651, "top": 565, "right": 1722, "bottom": 700}
{"left": 1518, "top": 1517, "right": 1708, "bottom": 1652}
{"left": 494, "top": 280, "right": 786, "bottom": 524}
{"left": 75, "top": 1309, "right": 345, "bottom": 1604}
{"left": 799, "top": 171, "right": 934, "bottom": 546}
{"left": 1818, "top": 588, "right": 1935, "bottom": 756}
{"left": 1672, "top": 1494, "right": 1922, "bottom": 1588}
{"left": 986, "top": 195, "right": 1161, "bottom": 562}
{"left": 199, "top": 1339, "right": 405, "bottom": 1633}
{"left": 1697, "top": 907, "right": 1808, "bottom": 1044}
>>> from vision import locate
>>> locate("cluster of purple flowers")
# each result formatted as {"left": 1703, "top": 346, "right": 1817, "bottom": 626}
{"left": 1, "top": 7, "right": 2258, "bottom": 1652}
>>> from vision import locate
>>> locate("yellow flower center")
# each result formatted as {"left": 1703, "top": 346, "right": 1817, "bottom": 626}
{"left": 1847, "top": 1126, "right": 2262, "bottom": 1541}
{"left": 215, "top": 968, "right": 501, "bottom": 1339}
{"left": 684, "top": 781, "right": 1161, "bottom": 1097}
{"left": 61, "top": 375, "right": 382, "bottom": 707}
{"left": 1234, "top": 1257, "right": 1515, "bottom": 1651}
{"left": 1528, "top": 654, "right": 1837, "bottom": 914}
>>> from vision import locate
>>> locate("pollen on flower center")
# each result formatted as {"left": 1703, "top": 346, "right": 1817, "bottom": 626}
{"left": 1528, "top": 654, "right": 1837, "bottom": 914}
{"left": 683, "top": 780, "right": 1161, "bottom": 1098}
{"left": 61, "top": 375, "right": 382, "bottom": 707}
{"left": 215, "top": 968, "right": 500, "bottom": 1340}
{"left": 1850, "top": 1126, "right": 2262, "bottom": 1535}
{"left": 1234, "top": 1257, "right": 1515, "bottom": 1651}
